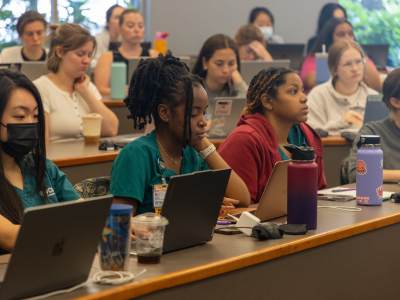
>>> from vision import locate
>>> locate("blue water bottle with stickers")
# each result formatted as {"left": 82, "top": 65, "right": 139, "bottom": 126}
{"left": 356, "top": 135, "right": 383, "bottom": 206}
{"left": 99, "top": 204, "right": 133, "bottom": 270}
{"left": 111, "top": 62, "right": 127, "bottom": 99}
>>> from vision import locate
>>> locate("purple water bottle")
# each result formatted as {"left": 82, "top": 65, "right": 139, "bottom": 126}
{"left": 285, "top": 145, "right": 318, "bottom": 230}
{"left": 356, "top": 135, "right": 383, "bottom": 206}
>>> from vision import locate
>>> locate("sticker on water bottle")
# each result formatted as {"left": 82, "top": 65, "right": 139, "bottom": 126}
{"left": 356, "top": 159, "right": 367, "bottom": 176}
{"left": 376, "top": 185, "right": 383, "bottom": 198}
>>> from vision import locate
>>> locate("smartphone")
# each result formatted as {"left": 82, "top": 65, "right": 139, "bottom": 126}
{"left": 317, "top": 194, "right": 354, "bottom": 202}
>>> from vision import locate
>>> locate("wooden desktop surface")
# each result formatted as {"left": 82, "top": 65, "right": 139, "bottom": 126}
{"left": 25, "top": 184, "right": 398, "bottom": 299}
{"left": 48, "top": 135, "right": 350, "bottom": 185}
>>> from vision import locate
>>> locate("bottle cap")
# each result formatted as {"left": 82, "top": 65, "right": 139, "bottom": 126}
{"left": 110, "top": 204, "right": 133, "bottom": 216}
{"left": 284, "top": 144, "right": 315, "bottom": 161}
{"left": 357, "top": 135, "right": 380, "bottom": 148}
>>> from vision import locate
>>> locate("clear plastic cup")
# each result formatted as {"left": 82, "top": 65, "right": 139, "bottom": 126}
{"left": 132, "top": 213, "right": 168, "bottom": 264}
{"left": 99, "top": 204, "right": 133, "bottom": 271}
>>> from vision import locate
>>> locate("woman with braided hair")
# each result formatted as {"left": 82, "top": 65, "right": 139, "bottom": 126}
{"left": 110, "top": 54, "right": 250, "bottom": 214}
{"left": 219, "top": 67, "right": 327, "bottom": 203}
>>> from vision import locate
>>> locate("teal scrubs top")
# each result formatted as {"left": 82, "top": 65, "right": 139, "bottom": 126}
{"left": 110, "top": 131, "right": 209, "bottom": 214}
{"left": 15, "top": 156, "right": 79, "bottom": 208}
{"left": 278, "top": 124, "right": 308, "bottom": 160}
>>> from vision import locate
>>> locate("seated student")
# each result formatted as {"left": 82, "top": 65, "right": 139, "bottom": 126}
{"left": 0, "top": 11, "right": 48, "bottom": 63}
{"left": 192, "top": 34, "right": 248, "bottom": 104}
{"left": 235, "top": 24, "right": 273, "bottom": 62}
{"left": 93, "top": 4, "right": 125, "bottom": 67}
{"left": 300, "top": 18, "right": 381, "bottom": 93}
{"left": 248, "top": 7, "right": 284, "bottom": 44}
{"left": 111, "top": 54, "right": 251, "bottom": 214}
{"left": 306, "top": 3, "right": 347, "bottom": 54}
{"left": 343, "top": 68, "right": 400, "bottom": 183}
{"left": 34, "top": 23, "right": 118, "bottom": 142}
{"left": 218, "top": 67, "right": 326, "bottom": 203}
{"left": 94, "top": 9, "right": 158, "bottom": 97}
{"left": 0, "top": 69, "right": 79, "bottom": 251}
{"left": 307, "top": 40, "right": 378, "bottom": 135}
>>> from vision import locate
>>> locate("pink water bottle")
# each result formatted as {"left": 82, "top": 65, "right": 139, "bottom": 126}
{"left": 285, "top": 145, "right": 318, "bottom": 230}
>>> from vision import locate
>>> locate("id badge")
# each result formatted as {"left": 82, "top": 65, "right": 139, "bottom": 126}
{"left": 153, "top": 183, "right": 168, "bottom": 214}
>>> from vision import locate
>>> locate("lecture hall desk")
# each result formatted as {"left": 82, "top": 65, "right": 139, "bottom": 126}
{"left": 19, "top": 184, "right": 400, "bottom": 300}
{"left": 48, "top": 135, "right": 350, "bottom": 186}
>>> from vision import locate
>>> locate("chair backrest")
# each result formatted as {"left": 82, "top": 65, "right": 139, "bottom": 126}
{"left": 74, "top": 176, "right": 111, "bottom": 199}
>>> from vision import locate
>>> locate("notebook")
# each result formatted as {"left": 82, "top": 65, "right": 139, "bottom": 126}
{"left": 161, "top": 169, "right": 231, "bottom": 253}
{"left": 0, "top": 196, "right": 112, "bottom": 300}
{"left": 240, "top": 59, "right": 290, "bottom": 84}
{"left": 207, "top": 97, "right": 246, "bottom": 138}
{"left": 267, "top": 44, "right": 305, "bottom": 70}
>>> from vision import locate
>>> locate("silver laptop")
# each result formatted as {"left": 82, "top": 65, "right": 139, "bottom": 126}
{"left": 363, "top": 94, "right": 389, "bottom": 124}
{"left": 240, "top": 59, "right": 290, "bottom": 84}
{"left": 19, "top": 62, "right": 48, "bottom": 81}
{"left": 208, "top": 97, "right": 246, "bottom": 138}
{"left": 162, "top": 169, "right": 231, "bottom": 253}
{"left": 253, "top": 160, "right": 289, "bottom": 221}
{"left": 0, "top": 195, "right": 112, "bottom": 300}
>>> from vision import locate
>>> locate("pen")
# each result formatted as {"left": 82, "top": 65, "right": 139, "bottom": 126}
{"left": 331, "top": 188, "right": 356, "bottom": 193}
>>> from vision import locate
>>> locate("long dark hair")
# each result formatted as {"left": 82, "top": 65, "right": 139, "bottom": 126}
{"left": 0, "top": 69, "right": 47, "bottom": 224}
{"left": 192, "top": 34, "right": 241, "bottom": 79}
{"left": 316, "top": 3, "right": 347, "bottom": 34}
{"left": 248, "top": 6, "right": 275, "bottom": 26}
{"left": 311, "top": 18, "right": 353, "bottom": 54}
{"left": 382, "top": 68, "right": 400, "bottom": 110}
{"left": 125, "top": 54, "right": 202, "bottom": 146}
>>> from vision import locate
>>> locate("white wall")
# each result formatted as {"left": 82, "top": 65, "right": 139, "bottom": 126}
{"left": 150, "top": 0, "right": 335, "bottom": 55}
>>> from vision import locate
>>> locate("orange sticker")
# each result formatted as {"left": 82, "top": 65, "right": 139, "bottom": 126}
{"left": 356, "top": 160, "right": 367, "bottom": 175}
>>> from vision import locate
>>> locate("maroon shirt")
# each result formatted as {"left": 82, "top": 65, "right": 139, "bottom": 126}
{"left": 219, "top": 113, "right": 327, "bottom": 203}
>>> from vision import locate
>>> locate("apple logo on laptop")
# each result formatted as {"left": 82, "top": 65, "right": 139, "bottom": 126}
{"left": 51, "top": 238, "right": 65, "bottom": 256}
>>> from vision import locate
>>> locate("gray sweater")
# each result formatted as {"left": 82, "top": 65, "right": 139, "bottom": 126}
{"left": 345, "top": 117, "right": 400, "bottom": 182}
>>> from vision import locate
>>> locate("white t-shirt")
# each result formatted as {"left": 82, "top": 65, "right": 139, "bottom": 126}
{"left": 0, "top": 45, "right": 48, "bottom": 63}
{"left": 34, "top": 75, "right": 102, "bottom": 142}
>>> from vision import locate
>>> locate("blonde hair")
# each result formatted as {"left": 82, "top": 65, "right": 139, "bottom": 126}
{"left": 47, "top": 23, "right": 96, "bottom": 73}
{"left": 328, "top": 40, "right": 365, "bottom": 80}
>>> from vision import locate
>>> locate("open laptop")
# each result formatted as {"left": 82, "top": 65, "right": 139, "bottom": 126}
{"left": 362, "top": 44, "right": 389, "bottom": 70}
{"left": 253, "top": 160, "right": 289, "bottom": 221}
{"left": 363, "top": 94, "right": 389, "bottom": 124}
{"left": 267, "top": 44, "right": 305, "bottom": 70}
{"left": 207, "top": 97, "right": 246, "bottom": 138}
{"left": 0, "top": 195, "right": 112, "bottom": 300}
{"left": 0, "top": 62, "right": 47, "bottom": 81}
{"left": 161, "top": 169, "right": 231, "bottom": 253}
{"left": 240, "top": 59, "right": 290, "bottom": 84}
{"left": 340, "top": 94, "right": 389, "bottom": 142}
{"left": 19, "top": 62, "right": 48, "bottom": 81}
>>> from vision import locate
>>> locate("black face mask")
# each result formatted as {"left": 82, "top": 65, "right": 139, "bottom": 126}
{"left": 1, "top": 123, "right": 39, "bottom": 161}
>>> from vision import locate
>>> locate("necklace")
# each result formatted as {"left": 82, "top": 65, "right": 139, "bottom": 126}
{"left": 157, "top": 139, "right": 182, "bottom": 166}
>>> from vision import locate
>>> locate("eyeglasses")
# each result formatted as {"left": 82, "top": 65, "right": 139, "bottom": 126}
{"left": 339, "top": 58, "right": 365, "bottom": 69}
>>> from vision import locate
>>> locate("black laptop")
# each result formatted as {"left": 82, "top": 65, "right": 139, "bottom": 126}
{"left": 0, "top": 196, "right": 112, "bottom": 300}
{"left": 361, "top": 44, "right": 389, "bottom": 70}
{"left": 161, "top": 169, "right": 231, "bottom": 253}
{"left": 267, "top": 44, "right": 305, "bottom": 70}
